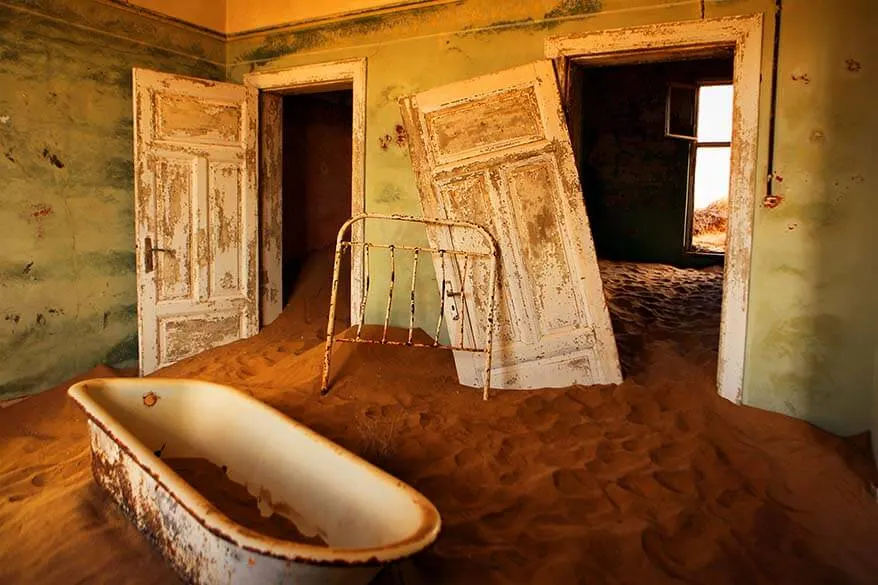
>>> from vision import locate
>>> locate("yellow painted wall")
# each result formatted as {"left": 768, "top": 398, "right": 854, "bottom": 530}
{"left": 127, "top": 0, "right": 226, "bottom": 32}
{"left": 125, "top": 0, "right": 447, "bottom": 34}
{"left": 225, "top": 0, "right": 446, "bottom": 33}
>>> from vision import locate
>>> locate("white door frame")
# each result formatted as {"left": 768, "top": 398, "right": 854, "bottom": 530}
{"left": 244, "top": 58, "right": 367, "bottom": 326}
{"left": 545, "top": 15, "right": 765, "bottom": 403}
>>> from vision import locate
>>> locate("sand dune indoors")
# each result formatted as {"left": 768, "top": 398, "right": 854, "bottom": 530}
{"left": 1, "top": 259, "right": 876, "bottom": 585}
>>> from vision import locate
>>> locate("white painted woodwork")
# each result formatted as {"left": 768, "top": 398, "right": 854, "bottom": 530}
{"left": 134, "top": 69, "right": 259, "bottom": 375}
{"left": 546, "top": 15, "right": 765, "bottom": 403}
{"left": 244, "top": 58, "right": 367, "bottom": 325}
{"left": 401, "top": 61, "right": 622, "bottom": 390}
{"left": 259, "top": 93, "right": 283, "bottom": 326}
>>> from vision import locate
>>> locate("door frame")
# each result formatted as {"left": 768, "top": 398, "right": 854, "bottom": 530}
{"left": 545, "top": 15, "right": 766, "bottom": 403}
{"left": 244, "top": 58, "right": 367, "bottom": 326}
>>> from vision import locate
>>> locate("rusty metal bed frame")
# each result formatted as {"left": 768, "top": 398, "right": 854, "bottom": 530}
{"left": 321, "top": 213, "right": 500, "bottom": 399}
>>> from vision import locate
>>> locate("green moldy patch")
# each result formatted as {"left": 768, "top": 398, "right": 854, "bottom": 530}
{"left": 2, "top": 0, "right": 224, "bottom": 64}
{"left": 545, "top": 0, "right": 603, "bottom": 19}
{"left": 235, "top": 2, "right": 455, "bottom": 64}
{"left": 0, "top": 1, "right": 222, "bottom": 399}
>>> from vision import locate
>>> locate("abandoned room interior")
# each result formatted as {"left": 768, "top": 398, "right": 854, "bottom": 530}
{"left": 1, "top": 0, "right": 877, "bottom": 584}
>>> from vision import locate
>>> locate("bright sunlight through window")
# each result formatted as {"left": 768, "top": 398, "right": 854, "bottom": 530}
{"left": 690, "top": 84, "right": 733, "bottom": 253}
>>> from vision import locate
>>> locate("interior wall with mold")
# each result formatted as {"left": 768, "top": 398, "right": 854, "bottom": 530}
{"left": 744, "top": 0, "right": 877, "bottom": 435}
{"left": 579, "top": 57, "right": 732, "bottom": 267}
{"left": 227, "top": 0, "right": 877, "bottom": 436}
{"left": 0, "top": 0, "right": 224, "bottom": 399}
{"left": 1, "top": 0, "right": 874, "bottom": 438}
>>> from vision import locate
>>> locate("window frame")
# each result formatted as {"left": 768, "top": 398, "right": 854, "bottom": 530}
{"left": 684, "top": 79, "right": 734, "bottom": 254}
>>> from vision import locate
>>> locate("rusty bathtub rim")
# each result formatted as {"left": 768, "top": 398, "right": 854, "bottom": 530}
{"left": 67, "top": 377, "right": 442, "bottom": 567}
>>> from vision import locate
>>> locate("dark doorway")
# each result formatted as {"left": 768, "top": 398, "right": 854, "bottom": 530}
{"left": 577, "top": 56, "right": 733, "bottom": 268}
{"left": 281, "top": 90, "right": 353, "bottom": 323}
{"left": 574, "top": 56, "right": 734, "bottom": 376}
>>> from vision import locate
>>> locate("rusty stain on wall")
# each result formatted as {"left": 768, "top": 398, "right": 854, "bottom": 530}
{"left": 762, "top": 194, "right": 784, "bottom": 209}
{"left": 30, "top": 203, "right": 53, "bottom": 218}
{"left": 41, "top": 147, "right": 64, "bottom": 169}
{"left": 378, "top": 124, "right": 409, "bottom": 151}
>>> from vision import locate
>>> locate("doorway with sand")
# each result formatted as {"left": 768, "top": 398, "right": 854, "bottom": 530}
{"left": 246, "top": 59, "right": 367, "bottom": 340}
{"left": 546, "top": 15, "right": 764, "bottom": 403}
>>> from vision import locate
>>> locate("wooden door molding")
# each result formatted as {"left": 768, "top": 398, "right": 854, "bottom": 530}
{"left": 133, "top": 69, "right": 259, "bottom": 374}
{"left": 244, "top": 58, "right": 367, "bottom": 326}
{"left": 545, "top": 15, "right": 766, "bottom": 403}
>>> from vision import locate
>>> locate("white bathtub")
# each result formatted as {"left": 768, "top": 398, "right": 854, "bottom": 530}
{"left": 68, "top": 378, "right": 441, "bottom": 585}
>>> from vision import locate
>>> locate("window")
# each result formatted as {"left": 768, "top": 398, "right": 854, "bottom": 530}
{"left": 666, "top": 82, "right": 734, "bottom": 254}
{"left": 691, "top": 84, "right": 733, "bottom": 253}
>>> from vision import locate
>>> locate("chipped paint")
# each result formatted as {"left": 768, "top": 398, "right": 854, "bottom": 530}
{"left": 69, "top": 377, "right": 441, "bottom": 579}
{"left": 401, "top": 61, "right": 621, "bottom": 389}
{"left": 225, "top": 0, "right": 878, "bottom": 434}
{"left": 0, "top": 0, "right": 223, "bottom": 399}
{"left": 2, "top": 0, "right": 874, "bottom": 436}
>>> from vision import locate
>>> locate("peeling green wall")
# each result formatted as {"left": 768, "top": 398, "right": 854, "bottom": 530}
{"left": 227, "top": 0, "right": 876, "bottom": 436}
{"left": 744, "top": 0, "right": 878, "bottom": 434}
{"left": 0, "top": 0, "right": 223, "bottom": 398}
{"left": 2, "top": 0, "right": 875, "bottom": 438}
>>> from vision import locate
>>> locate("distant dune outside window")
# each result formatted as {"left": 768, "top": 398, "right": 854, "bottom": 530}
{"left": 692, "top": 84, "right": 733, "bottom": 253}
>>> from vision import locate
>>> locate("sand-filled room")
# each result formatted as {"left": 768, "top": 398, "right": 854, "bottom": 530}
{"left": 1, "top": 1, "right": 878, "bottom": 584}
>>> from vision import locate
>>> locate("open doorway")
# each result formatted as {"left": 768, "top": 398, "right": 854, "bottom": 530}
{"left": 246, "top": 59, "right": 367, "bottom": 342}
{"left": 574, "top": 55, "right": 734, "bottom": 375}
{"left": 280, "top": 90, "right": 353, "bottom": 327}
{"left": 546, "top": 16, "right": 766, "bottom": 401}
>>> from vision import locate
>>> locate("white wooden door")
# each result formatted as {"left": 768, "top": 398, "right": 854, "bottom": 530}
{"left": 400, "top": 61, "right": 622, "bottom": 389}
{"left": 134, "top": 69, "right": 259, "bottom": 374}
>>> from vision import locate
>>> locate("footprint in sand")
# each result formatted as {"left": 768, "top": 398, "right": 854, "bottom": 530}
{"left": 453, "top": 447, "right": 482, "bottom": 468}
{"left": 626, "top": 401, "right": 664, "bottom": 426}
{"left": 649, "top": 441, "right": 698, "bottom": 468}
{"left": 570, "top": 423, "right": 603, "bottom": 442}
{"left": 587, "top": 441, "right": 652, "bottom": 477}
{"left": 552, "top": 468, "right": 600, "bottom": 496}
{"left": 621, "top": 433, "right": 664, "bottom": 453}
{"left": 653, "top": 469, "right": 698, "bottom": 496}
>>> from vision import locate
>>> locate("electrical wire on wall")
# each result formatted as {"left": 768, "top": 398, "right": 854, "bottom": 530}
{"left": 764, "top": 0, "right": 783, "bottom": 207}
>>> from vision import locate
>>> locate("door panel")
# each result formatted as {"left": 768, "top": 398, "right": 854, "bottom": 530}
{"left": 134, "top": 69, "right": 259, "bottom": 374}
{"left": 401, "top": 61, "right": 622, "bottom": 389}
